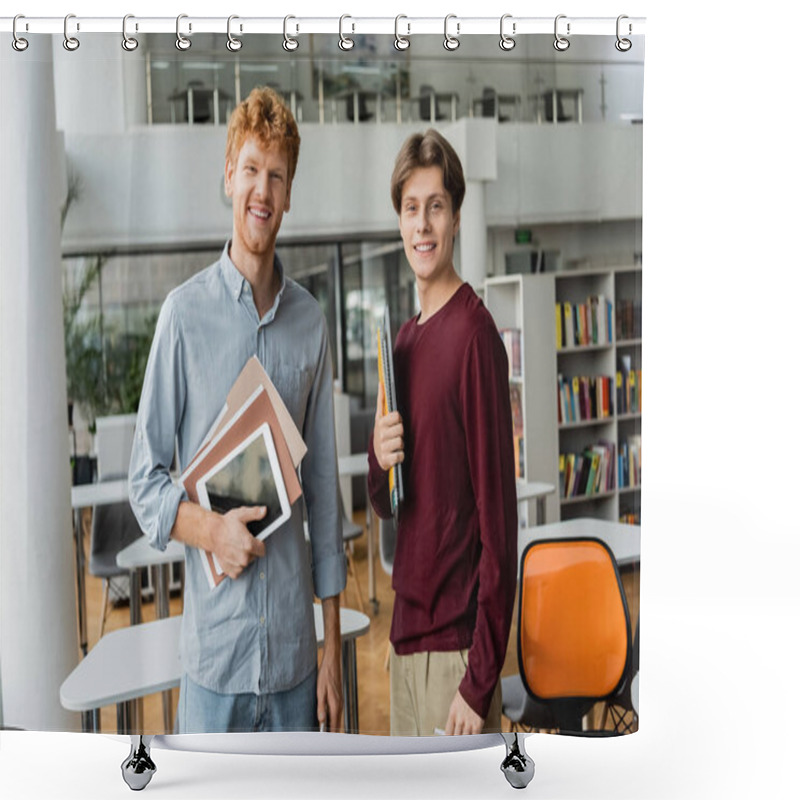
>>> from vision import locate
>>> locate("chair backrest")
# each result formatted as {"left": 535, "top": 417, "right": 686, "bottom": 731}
{"left": 518, "top": 537, "right": 630, "bottom": 702}
{"left": 379, "top": 516, "right": 396, "bottom": 576}
{"left": 95, "top": 413, "right": 137, "bottom": 481}
{"left": 89, "top": 499, "right": 144, "bottom": 578}
{"left": 419, "top": 84, "right": 438, "bottom": 121}
{"left": 481, "top": 86, "right": 498, "bottom": 119}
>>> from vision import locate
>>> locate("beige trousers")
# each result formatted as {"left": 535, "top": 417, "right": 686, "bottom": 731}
{"left": 389, "top": 646, "right": 502, "bottom": 736}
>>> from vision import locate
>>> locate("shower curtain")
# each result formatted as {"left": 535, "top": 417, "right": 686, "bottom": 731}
{"left": 0, "top": 7, "right": 644, "bottom": 784}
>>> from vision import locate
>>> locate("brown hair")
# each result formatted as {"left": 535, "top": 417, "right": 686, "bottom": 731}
{"left": 390, "top": 129, "right": 466, "bottom": 215}
{"left": 225, "top": 86, "right": 301, "bottom": 183}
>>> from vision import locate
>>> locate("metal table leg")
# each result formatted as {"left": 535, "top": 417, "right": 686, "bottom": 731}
{"left": 347, "top": 640, "right": 359, "bottom": 733}
{"left": 73, "top": 507, "right": 88, "bottom": 657}
{"left": 365, "top": 483, "right": 378, "bottom": 614}
{"left": 341, "top": 643, "right": 351, "bottom": 733}
{"left": 153, "top": 564, "right": 174, "bottom": 733}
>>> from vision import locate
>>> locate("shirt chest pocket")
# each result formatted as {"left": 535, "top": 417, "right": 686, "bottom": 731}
{"left": 268, "top": 364, "right": 314, "bottom": 432}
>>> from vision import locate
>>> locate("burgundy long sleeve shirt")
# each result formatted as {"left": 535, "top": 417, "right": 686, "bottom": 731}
{"left": 368, "top": 283, "right": 518, "bottom": 719}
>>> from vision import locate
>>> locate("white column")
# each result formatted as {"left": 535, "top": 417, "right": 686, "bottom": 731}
{"left": 1, "top": 46, "right": 79, "bottom": 730}
{"left": 458, "top": 178, "right": 489, "bottom": 288}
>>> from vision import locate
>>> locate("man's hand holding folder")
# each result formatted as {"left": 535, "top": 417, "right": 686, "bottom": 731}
{"left": 210, "top": 505, "right": 268, "bottom": 579}
{"left": 374, "top": 379, "right": 405, "bottom": 478}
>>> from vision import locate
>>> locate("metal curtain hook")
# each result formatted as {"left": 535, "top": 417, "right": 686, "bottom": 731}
{"left": 175, "top": 14, "right": 191, "bottom": 51}
{"left": 443, "top": 14, "right": 460, "bottom": 51}
{"left": 339, "top": 14, "right": 355, "bottom": 51}
{"left": 500, "top": 14, "right": 516, "bottom": 51}
{"left": 394, "top": 15, "right": 410, "bottom": 51}
{"left": 63, "top": 13, "right": 80, "bottom": 51}
{"left": 227, "top": 15, "right": 242, "bottom": 51}
{"left": 122, "top": 14, "right": 139, "bottom": 51}
{"left": 283, "top": 16, "right": 299, "bottom": 51}
{"left": 12, "top": 14, "right": 29, "bottom": 52}
{"left": 615, "top": 14, "right": 632, "bottom": 52}
{"left": 553, "top": 14, "right": 570, "bottom": 51}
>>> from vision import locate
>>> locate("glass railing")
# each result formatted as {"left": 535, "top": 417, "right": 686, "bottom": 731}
{"left": 143, "top": 35, "right": 644, "bottom": 127}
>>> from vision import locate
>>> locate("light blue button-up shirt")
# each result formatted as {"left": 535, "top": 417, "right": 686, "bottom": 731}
{"left": 128, "top": 243, "right": 346, "bottom": 695}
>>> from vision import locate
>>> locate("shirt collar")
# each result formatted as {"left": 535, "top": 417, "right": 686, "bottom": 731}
{"left": 219, "top": 241, "right": 288, "bottom": 313}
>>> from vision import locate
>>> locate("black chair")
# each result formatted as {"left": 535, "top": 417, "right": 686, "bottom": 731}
{"left": 478, "top": 87, "right": 509, "bottom": 122}
{"left": 346, "top": 92, "right": 373, "bottom": 123}
{"left": 542, "top": 90, "right": 573, "bottom": 123}
{"left": 89, "top": 486, "right": 144, "bottom": 639}
{"left": 599, "top": 617, "right": 640, "bottom": 733}
{"left": 418, "top": 85, "right": 446, "bottom": 122}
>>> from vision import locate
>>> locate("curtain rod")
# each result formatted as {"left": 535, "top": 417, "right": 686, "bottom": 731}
{"left": 1, "top": 15, "right": 646, "bottom": 38}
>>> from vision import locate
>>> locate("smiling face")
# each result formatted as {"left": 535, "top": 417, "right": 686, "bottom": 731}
{"left": 224, "top": 136, "right": 291, "bottom": 267}
{"left": 398, "top": 166, "right": 461, "bottom": 290}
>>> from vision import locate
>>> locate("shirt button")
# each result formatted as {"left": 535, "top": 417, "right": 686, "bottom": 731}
{"left": 260, "top": 616, "right": 265, "bottom": 625}
{"left": 260, "top": 572, "right": 265, "bottom": 580}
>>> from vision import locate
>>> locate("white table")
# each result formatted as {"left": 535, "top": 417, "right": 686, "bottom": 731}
{"left": 518, "top": 517, "right": 641, "bottom": 567}
{"left": 116, "top": 537, "right": 185, "bottom": 623}
{"left": 60, "top": 606, "right": 370, "bottom": 735}
{"left": 116, "top": 537, "right": 187, "bottom": 733}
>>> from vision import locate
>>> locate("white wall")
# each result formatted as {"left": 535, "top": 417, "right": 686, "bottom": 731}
{"left": 60, "top": 119, "right": 642, "bottom": 253}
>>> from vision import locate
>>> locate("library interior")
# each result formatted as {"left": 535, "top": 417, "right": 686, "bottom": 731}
{"left": 1, "top": 28, "right": 642, "bottom": 742}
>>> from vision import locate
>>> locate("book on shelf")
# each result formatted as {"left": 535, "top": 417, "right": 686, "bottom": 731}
{"left": 615, "top": 298, "right": 642, "bottom": 340}
{"left": 556, "top": 295, "right": 613, "bottom": 350}
{"left": 618, "top": 434, "right": 641, "bottom": 489}
{"left": 559, "top": 440, "right": 616, "bottom": 499}
{"left": 377, "top": 306, "right": 404, "bottom": 518}
{"left": 509, "top": 381, "right": 525, "bottom": 480}
{"left": 557, "top": 374, "right": 615, "bottom": 425}
{"left": 616, "top": 354, "right": 642, "bottom": 415}
{"left": 513, "top": 435, "right": 524, "bottom": 481}
{"left": 509, "top": 383, "right": 524, "bottom": 437}
{"left": 499, "top": 328, "right": 522, "bottom": 378}
{"left": 180, "top": 357, "right": 305, "bottom": 591}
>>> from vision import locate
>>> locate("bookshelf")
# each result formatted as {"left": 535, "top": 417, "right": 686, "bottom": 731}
{"left": 485, "top": 266, "right": 641, "bottom": 525}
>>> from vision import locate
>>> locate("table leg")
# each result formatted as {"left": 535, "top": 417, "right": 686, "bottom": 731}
{"left": 365, "top": 496, "right": 378, "bottom": 614}
{"left": 347, "top": 640, "right": 359, "bottom": 733}
{"left": 80, "top": 709, "right": 97, "bottom": 733}
{"left": 536, "top": 497, "right": 546, "bottom": 526}
{"left": 153, "top": 564, "right": 174, "bottom": 732}
{"left": 73, "top": 507, "right": 88, "bottom": 658}
{"left": 129, "top": 569, "right": 142, "bottom": 626}
{"left": 342, "top": 644, "right": 352, "bottom": 733}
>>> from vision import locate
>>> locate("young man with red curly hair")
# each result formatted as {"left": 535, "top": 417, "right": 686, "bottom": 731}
{"left": 369, "top": 130, "right": 518, "bottom": 736}
{"left": 130, "top": 87, "right": 346, "bottom": 734}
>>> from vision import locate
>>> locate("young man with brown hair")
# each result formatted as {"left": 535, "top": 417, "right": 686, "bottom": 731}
{"left": 369, "top": 130, "right": 518, "bottom": 736}
{"left": 130, "top": 87, "right": 346, "bottom": 734}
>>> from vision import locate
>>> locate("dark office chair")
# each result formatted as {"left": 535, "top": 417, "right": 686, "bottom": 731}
{"left": 379, "top": 516, "right": 397, "bottom": 670}
{"left": 186, "top": 80, "right": 212, "bottom": 124}
{"left": 502, "top": 537, "right": 632, "bottom": 735}
{"left": 479, "top": 87, "right": 508, "bottom": 122}
{"left": 346, "top": 93, "right": 373, "bottom": 123}
{"left": 418, "top": 84, "right": 446, "bottom": 122}
{"left": 379, "top": 516, "right": 396, "bottom": 577}
{"left": 599, "top": 617, "right": 639, "bottom": 733}
{"left": 89, "top": 482, "right": 144, "bottom": 639}
{"left": 541, "top": 90, "right": 572, "bottom": 123}
{"left": 343, "top": 516, "right": 366, "bottom": 614}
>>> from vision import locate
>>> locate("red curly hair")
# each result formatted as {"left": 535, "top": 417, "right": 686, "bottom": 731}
{"left": 225, "top": 86, "right": 301, "bottom": 183}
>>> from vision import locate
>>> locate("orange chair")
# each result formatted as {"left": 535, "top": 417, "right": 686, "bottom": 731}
{"left": 507, "top": 537, "right": 631, "bottom": 734}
